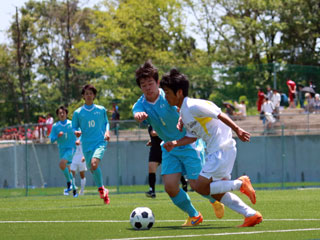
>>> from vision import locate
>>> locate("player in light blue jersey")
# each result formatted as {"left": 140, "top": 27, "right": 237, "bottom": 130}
{"left": 133, "top": 60, "right": 224, "bottom": 227}
{"left": 72, "top": 84, "right": 110, "bottom": 205}
{"left": 50, "top": 106, "right": 78, "bottom": 197}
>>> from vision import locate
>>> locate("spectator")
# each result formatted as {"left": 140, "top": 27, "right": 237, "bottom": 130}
{"left": 309, "top": 81, "right": 316, "bottom": 91}
{"left": 38, "top": 115, "right": 46, "bottom": 139}
{"left": 45, "top": 113, "right": 54, "bottom": 136}
{"left": 261, "top": 97, "right": 275, "bottom": 131}
{"left": 305, "top": 93, "right": 315, "bottom": 113}
{"left": 271, "top": 89, "right": 281, "bottom": 120}
{"left": 266, "top": 85, "right": 273, "bottom": 100}
{"left": 279, "top": 91, "right": 289, "bottom": 110}
{"left": 314, "top": 94, "right": 320, "bottom": 113}
{"left": 234, "top": 100, "right": 247, "bottom": 120}
{"left": 257, "top": 88, "right": 265, "bottom": 112}
{"left": 297, "top": 84, "right": 305, "bottom": 108}
{"left": 225, "top": 103, "right": 234, "bottom": 118}
{"left": 286, "top": 79, "right": 296, "bottom": 108}
{"left": 110, "top": 102, "right": 120, "bottom": 135}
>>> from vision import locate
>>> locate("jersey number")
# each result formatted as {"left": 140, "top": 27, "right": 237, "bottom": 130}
{"left": 88, "top": 120, "right": 95, "bottom": 128}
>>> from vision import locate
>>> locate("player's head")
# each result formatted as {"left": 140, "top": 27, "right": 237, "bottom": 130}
{"left": 81, "top": 84, "right": 97, "bottom": 104}
{"left": 160, "top": 68, "right": 189, "bottom": 107}
{"left": 135, "top": 60, "right": 160, "bottom": 101}
{"left": 56, "top": 106, "right": 68, "bottom": 121}
{"left": 135, "top": 60, "right": 159, "bottom": 87}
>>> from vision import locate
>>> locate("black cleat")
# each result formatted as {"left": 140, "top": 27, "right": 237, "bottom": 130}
{"left": 145, "top": 190, "right": 156, "bottom": 198}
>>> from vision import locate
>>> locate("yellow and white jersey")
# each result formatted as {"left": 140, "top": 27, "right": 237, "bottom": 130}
{"left": 180, "top": 97, "right": 235, "bottom": 154}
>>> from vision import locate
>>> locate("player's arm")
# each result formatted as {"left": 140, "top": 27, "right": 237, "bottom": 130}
{"left": 163, "top": 136, "right": 197, "bottom": 152}
{"left": 132, "top": 101, "right": 148, "bottom": 122}
{"left": 72, "top": 111, "right": 82, "bottom": 137}
{"left": 218, "top": 112, "right": 250, "bottom": 142}
{"left": 49, "top": 125, "right": 58, "bottom": 143}
{"left": 104, "top": 107, "right": 110, "bottom": 141}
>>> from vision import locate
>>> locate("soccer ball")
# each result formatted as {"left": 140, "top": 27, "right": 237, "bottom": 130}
{"left": 130, "top": 207, "right": 155, "bottom": 230}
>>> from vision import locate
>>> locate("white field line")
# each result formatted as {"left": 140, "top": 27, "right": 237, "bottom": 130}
{"left": 0, "top": 218, "right": 320, "bottom": 223}
{"left": 103, "top": 228, "right": 320, "bottom": 240}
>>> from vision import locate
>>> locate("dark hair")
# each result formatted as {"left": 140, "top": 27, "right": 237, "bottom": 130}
{"left": 56, "top": 106, "right": 68, "bottom": 116}
{"left": 135, "top": 60, "right": 159, "bottom": 87}
{"left": 81, "top": 84, "right": 97, "bottom": 96}
{"left": 160, "top": 68, "right": 189, "bottom": 97}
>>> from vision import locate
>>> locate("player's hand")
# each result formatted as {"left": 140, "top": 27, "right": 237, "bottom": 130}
{"left": 236, "top": 128, "right": 250, "bottom": 142}
{"left": 134, "top": 112, "right": 148, "bottom": 122}
{"left": 163, "top": 141, "right": 176, "bottom": 152}
{"left": 176, "top": 117, "right": 183, "bottom": 132}
{"left": 75, "top": 139, "right": 80, "bottom": 145}
{"left": 81, "top": 157, "right": 85, "bottom": 163}
{"left": 74, "top": 131, "right": 82, "bottom": 137}
{"left": 58, "top": 131, "right": 64, "bottom": 137}
{"left": 104, "top": 131, "right": 110, "bottom": 141}
{"left": 146, "top": 140, "right": 152, "bottom": 146}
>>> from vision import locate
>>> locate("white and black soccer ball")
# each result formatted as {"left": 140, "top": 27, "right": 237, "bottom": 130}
{"left": 130, "top": 207, "right": 155, "bottom": 230}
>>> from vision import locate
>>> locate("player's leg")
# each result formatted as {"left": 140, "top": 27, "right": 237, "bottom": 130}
{"left": 90, "top": 144, "right": 109, "bottom": 204}
{"left": 65, "top": 149, "right": 77, "bottom": 197}
{"left": 161, "top": 150, "right": 202, "bottom": 226}
{"left": 79, "top": 170, "right": 86, "bottom": 195}
{"left": 146, "top": 162, "right": 159, "bottom": 198}
{"left": 182, "top": 147, "right": 225, "bottom": 219}
{"left": 59, "top": 158, "right": 72, "bottom": 195}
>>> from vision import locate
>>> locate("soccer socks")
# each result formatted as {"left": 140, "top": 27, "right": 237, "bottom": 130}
{"left": 62, "top": 168, "right": 72, "bottom": 182}
{"left": 210, "top": 180, "right": 242, "bottom": 195}
{"left": 220, "top": 192, "right": 256, "bottom": 217}
{"left": 170, "top": 188, "right": 198, "bottom": 217}
{"left": 201, "top": 194, "right": 216, "bottom": 203}
{"left": 81, "top": 178, "right": 86, "bottom": 191}
{"left": 93, "top": 167, "right": 103, "bottom": 188}
{"left": 148, "top": 173, "right": 156, "bottom": 192}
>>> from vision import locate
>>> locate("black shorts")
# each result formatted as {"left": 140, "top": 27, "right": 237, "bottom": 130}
{"left": 149, "top": 146, "right": 162, "bottom": 164}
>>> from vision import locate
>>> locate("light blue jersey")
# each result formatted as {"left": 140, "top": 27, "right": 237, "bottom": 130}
{"left": 133, "top": 89, "right": 204, "bottom": 179}
{"left": 50, "top": 119, "right": 76, "bottom": 163}
{"left": 133, "top": 89, "right": 186, "bottom": 142}
{"left": 72, "top": 104, "right": 109, "bottom": 153}
{"left": 50, "top": 119, "right": 76, "bottom": 150}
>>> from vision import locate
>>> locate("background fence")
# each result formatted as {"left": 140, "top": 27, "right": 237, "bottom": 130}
{"left": 0, "top": 112, "right": 320, "bottom": 197}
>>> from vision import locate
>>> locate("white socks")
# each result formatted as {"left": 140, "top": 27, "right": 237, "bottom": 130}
{"left": 220, "top": 192, "right": 256, "bottom": 217}
{"left": 210, "top": 180, "right": 242, "bottom": 195}
{"left": 81, "top": 178, "right": 86, "bottom": 191}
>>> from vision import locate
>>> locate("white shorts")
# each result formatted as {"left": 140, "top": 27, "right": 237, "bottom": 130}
{"left": 265, "top": 113, "right": 275, "bottom": 123}
{"left": 70, "top": 161, "right": 87, "bottom": 172}
{"left": 200, "top": 146, "right": 237, "bottom": 181}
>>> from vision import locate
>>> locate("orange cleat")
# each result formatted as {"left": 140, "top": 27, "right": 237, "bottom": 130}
{"left": 211, "top": 201, "right": 224, "bottom": 219}
{"left": 182, "top": 212, "right": 203, "bottom": 227}
{"left": 238, "top": 175, "right": 256, "bottom": 204}
{"left": 98, "top": 187, "right": 110, "bottom": 204}
{"left": 238, "top": 211, "right": 263, "bottom": 227}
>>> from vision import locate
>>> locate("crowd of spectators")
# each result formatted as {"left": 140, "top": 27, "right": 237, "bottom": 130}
{"left": 0, "top": 114, "right": 54, "bottom": 142}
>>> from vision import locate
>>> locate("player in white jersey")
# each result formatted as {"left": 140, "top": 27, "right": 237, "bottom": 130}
{"left": 161, "top": 68, "right": 263, "bottom": 227}
{"left": 70, "top": 139, "right": 87, "bottom": 195}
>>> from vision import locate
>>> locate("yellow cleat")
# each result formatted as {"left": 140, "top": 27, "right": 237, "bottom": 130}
{"left": 211, "top": 201, "right": 224, "bottom": 219}
{"left": 181, "top": 212, "right": 203, "bottom": 227}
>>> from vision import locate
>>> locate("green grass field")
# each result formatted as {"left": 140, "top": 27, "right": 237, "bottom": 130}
{"left": 0, "top": 187, "right": 320, "bottom": 240}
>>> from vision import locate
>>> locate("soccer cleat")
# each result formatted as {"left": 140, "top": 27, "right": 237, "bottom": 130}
{"left": 73, "top": 190, "right": 78, "bottom": 198}
{"left": 145, "top": 190, "right": 156, "bottom": 198}
{"left": 98, "top": 187, "right": 110, "bottom": 204}
{"left": 181, "top": 212, "right": 203, "bottom": 227}
{"left": 238, "top": 175, "right": 256, "bottom": 204}
{"left": 79, "top": 189, "right": 84, "bottom": 196}
{"left": 63, "top": 186, "right": 72, "bottom": 196}
{"left": 238, "top": 211, "right": 263, "bottom": 227}
{"left": 211, "top": 201, "right": 224, "bottom": 219}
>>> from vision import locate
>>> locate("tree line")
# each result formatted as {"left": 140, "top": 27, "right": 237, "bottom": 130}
{"left": 0, "top": 0, "right": 319, "bottom": 126}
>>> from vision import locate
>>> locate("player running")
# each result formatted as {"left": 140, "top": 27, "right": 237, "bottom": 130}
{"left": 161, "top": 68, "right": 263, "bottom": 227}
{"left": 72, "top": 84, "right": 110, "bottom": 204}
{"left": 49, "top": 106, "right": 77, "bottom": 197}
{"left": 133, "top": 60, "right": 224, "bottom": 227}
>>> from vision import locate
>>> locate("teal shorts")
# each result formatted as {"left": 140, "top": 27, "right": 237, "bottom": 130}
{"left": 59, "top": 148, "right": 75, "bottom": 165}
{"left": 161, "top": 143, "right": 203, "bottom": 180}
{"left": 83, "top": 143, "right": 107, "bottom": 170}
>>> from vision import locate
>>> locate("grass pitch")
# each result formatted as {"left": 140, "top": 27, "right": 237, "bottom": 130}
{"left": 0, "top": 187, "right": 319, "bottom": 240}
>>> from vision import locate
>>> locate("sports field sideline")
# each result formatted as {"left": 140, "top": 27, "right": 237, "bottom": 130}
{"left": 0, "top": 186, "right": 319, "bottom": 240}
